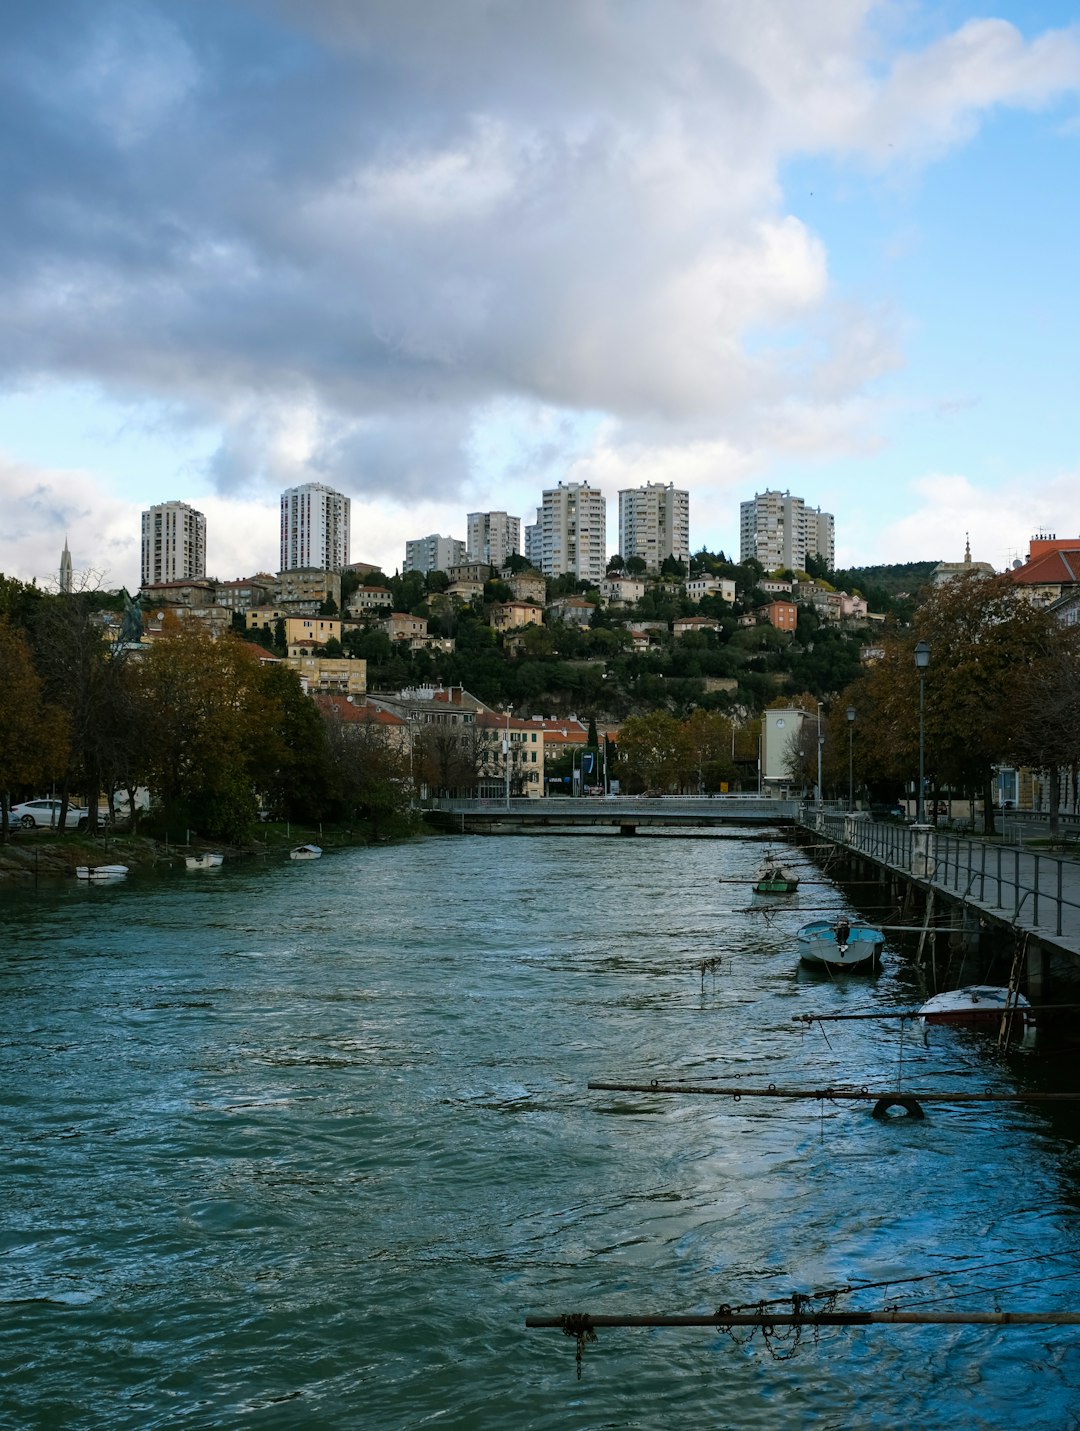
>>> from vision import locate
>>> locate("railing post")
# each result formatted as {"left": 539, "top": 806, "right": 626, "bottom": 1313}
{"left": 1057, "top": 859, "right": 1064, "bottom": 938}
{"left": 912, "top": 825, "right": 935, "bottom": 880}
{"left": 1032, "top": 853, "right": 1039, "bottom": 929}
{"left": 1014, "top": 849, "right": 1021, "bottom": 919}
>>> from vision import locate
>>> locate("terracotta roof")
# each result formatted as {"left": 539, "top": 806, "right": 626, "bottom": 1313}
{"left": 315, "top": 695, "right": 405, "bottom": 726}
{"left": 1009, "top": 550, "right": 1080, "bottom": 585}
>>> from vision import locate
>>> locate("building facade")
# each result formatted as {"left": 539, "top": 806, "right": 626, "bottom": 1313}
{"left": 141, "top": 501, "right": 207, "bottom": 587}
{"left": 529, "top": 482, "right": 606, "bottom": 584}
{"left": 466, "top": 511, "right": 521, "bottom": 568}
{"left": 739, "top": 491, "right": 834, "bottom": 572}
{"left": 404, "top": 534, "right": 467, "bottom": 575}
{"left": 618, "top": 483, "right": 689, "bottom": 572}
{"left": 280, "top": 483, "right": 350, "bottom": 572}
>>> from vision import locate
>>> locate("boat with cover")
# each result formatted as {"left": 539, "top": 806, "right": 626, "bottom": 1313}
{"left": 289, "top": 844, "right": 322, "bottom": 860}
{"left": 185, "top": 852, "right": 224, "bottom": 870}
{"left": 75, "top": 864, "right": 129, "bottom": 881}
{"left": 919, "top": 985, "right": 1035, "bottom": 1040}
{"left": 754, "top": 866, "right": 799, "bottom": 894}
{"left": 796, "top": 917, "right": 883, "bottom": 970}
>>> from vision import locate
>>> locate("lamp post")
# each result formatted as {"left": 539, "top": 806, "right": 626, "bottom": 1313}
{"left": 816, "top": 702, "right": 823, "bottom": 808}
{"left": 914, "top": 641, "right": 930, "bottom": 823}
{"left": 846, "top": 705, "right": 855, "bottom": 811}
{"left": 503, "top": 706, "right": 513, "bottom": 809}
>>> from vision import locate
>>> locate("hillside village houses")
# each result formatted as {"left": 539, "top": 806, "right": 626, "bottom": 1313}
{"left": 117, "top": 483, "right": 1080, "bottom": 809}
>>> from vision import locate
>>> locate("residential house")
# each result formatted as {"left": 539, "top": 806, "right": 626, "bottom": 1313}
{"left": 1008, "top": 545, "right": 1080, "bottom": 607}
{"left": 474, "top": 711, "right": 546, "bottom": 798}
{"left": 275, "top": 567, "right": 342, "bottom": 610}
{"left": 314, "top": 693, "right": 409, "bottom": 755}
{"left": 504, "top": 569, "right": 546, "bottom": 605}
{"left": 686, "top": 574, "right": 736, "bottom": 603}
{"left": 547, "top": 595, "right": 595, "bottom": 626}
{"left": 246, "top": 610, "right": 341, "bottom": 648}
{"left": 672, "top": 615, "right": 719, "bottom": 638}
{"left": 599, "top": 574, "right": 646, "bottom": 606}
{"left": 346, "top": 585, "right": 393, "bottom": 616}
{"left": 489, "top": 601, "right": 544, "bottom": 632}
{"left": 382, "top": 612, "right": 428, "bottom": 642}
{"left": 764, "top": 600, "right": 797, "bottom": 632}
{"left": 286, "top": 655, "right": 367, "bottom": 697}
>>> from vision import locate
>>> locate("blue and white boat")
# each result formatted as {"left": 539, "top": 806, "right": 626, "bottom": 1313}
{"left": 797, "top": 918, "right": 883, "bottom": 971}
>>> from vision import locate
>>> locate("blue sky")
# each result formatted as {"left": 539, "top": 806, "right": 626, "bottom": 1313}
{"left": 1, "top": 2, "right": 1079, "bottom": 591}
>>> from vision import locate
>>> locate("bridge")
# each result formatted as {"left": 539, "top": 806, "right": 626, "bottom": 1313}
{"left": 425, "top": 795, "right": 802, "bottom": 835}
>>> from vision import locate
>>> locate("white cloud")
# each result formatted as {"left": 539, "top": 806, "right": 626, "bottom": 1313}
{"left": 873, "top": 469, "right": 1080, "bottom": 569}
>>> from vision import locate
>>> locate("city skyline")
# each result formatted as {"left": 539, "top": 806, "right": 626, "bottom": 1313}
{"left": 2, "top": 3, "right": 1080, "bottom": 591}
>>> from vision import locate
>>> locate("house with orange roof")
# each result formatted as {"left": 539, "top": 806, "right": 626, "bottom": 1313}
{"left": 1008, "top": 545, "right": 1080, "bottom": 607}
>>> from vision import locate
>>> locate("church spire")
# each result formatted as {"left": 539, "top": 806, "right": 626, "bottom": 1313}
{"left": 964, "top": 532, "right": 971, "bottom": 564}
{"left": 59, "top": 536, "right": 73, "bottom": 594}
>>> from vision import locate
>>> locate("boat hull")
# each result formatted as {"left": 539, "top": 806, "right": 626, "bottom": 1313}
{"left": 920, "top": 985, "right": 1034, "bottom": 1034}
{"left": 797, "top": 920, "right": 883, "bottom": 970}
{"left": 185, "top": 853, "right": 224, "bottom": 870}
{"left": 289, "top": 845, "right": 322, "bottom": 860}
{"left": 75, "top": 864, "right": 129, "bottom": 881}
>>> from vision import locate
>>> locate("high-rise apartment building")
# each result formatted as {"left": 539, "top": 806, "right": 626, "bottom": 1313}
{"left": 739, "top": 490, "right": 834, "bottom": 572}
{"left": 280, "top": 483, "right": 350, "bottom": 572}
{"left": 466, "top": 511, "right": 521, "bottom": 569}
{"left": 404, "top": 534, "right": 467, "bottom": 575}
{"left": 529, "top": 481, "right": 606, "bottom": 584}
{"left": 618, "top": 482, "right": 689, "bottom": 572}
{"left": 141, "top": 501, "right": 207, "bottom": 587}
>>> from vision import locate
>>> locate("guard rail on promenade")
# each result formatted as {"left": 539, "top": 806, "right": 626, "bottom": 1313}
{"left": 813, "top": 811, "right": 1080, "bottom": 951}
{"left": 431, "top": 795, "right": 805, "bottom": 822}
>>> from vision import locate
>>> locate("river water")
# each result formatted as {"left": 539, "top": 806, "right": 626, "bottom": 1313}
{"left": 3, "top": 834, "right": 1080, "bottom": 1429}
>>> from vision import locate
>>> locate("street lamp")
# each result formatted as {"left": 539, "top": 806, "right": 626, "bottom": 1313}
{"left": 503, "top": 706, "right": 513, "bottom": 808}
{"left": 914, "top": 640, "right": 930, "bottom": 823}
{"left": 846, "top": 705, "right": 856, "bottom": 810}
{"left": 816, "top": 702, "right": 824, "bottom": 808}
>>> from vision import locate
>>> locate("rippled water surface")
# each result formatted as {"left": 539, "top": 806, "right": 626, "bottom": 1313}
{"left": 4, "top": 834, "right": 1080, "bottom": 1429}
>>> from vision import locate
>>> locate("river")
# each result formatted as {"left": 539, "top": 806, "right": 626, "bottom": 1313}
{"left": 2, "top": 834, "right": 1080, "bottom": 1429}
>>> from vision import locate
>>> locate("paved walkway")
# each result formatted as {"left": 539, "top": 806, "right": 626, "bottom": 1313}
{"left": 815, "top": 814, "right": 1080, "bottom": 960}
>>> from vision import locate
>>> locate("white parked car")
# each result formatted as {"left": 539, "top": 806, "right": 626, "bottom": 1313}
{"left": 9, "top": 798, "right": 90, "bottom": 831}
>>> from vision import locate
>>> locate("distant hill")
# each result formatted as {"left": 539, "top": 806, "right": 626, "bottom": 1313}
{"left": 822, "top": 560, "right": 938, "bottom": 623}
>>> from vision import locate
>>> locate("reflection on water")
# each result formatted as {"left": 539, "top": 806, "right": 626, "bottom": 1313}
{"left": 2, "top": 834, "right": 1080, "bottom": 1429}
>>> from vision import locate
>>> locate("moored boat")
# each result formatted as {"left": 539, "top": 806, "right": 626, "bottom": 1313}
{"left": 185, "top": 852, "right": 224, "bottom": 870}
{"left": 797, "top": 917, "right": 883, "bottom": 971}
{"left": 919, "top": 985, "right": 1035, "bottom": 1041}
{"left": 289, "top": 844, "right": 322, "bottom": 860}
{"left": 75, "top": 864, "right": 129, "bottom": 882}
{"left": 754, "top": 866, "right": 799, "bottom": 894}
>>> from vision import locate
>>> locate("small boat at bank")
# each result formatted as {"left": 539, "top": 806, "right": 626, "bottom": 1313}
{"left": 754, "top": 866, "right": 799, "bottom": 894}
{"left": 75, "top": 864, "right": 129, "bottom": 882}
{"left": 919, "top": 985, "right": 1035, "bottom": 1041}
{"left": 289, "top": 844, "right": 322, "bottom": 861}
{"left": 797, "top": 918, "right": 883, "bottom": 971}
{"left": 185, "top": 852, "right": 224, "bottom": 870}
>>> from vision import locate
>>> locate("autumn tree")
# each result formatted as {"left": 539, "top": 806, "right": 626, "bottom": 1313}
{"left": 1006, "top": 624, "right": 1080, "bottom": 839}
{"left": 615, "top": 710, "right": 688, "bottom": 792}
{"left": 0, "top": 617, "right": 70, "bottom": 839}
{"left": 841, "top": 575, "right": 1058, "bottom": 831}
{"left": 137, "top": 624, "right": 270, "bottom": 840}
{"left": 320, "top": 706, "right": 412, "bottom": 836}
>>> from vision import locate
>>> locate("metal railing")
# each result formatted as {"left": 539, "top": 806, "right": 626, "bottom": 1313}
{"left": 817, "top": 813, "right": 1080, "bottom": 944}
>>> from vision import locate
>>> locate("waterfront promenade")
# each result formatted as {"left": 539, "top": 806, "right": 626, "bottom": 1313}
{"left": 810, "top": 811, "right": 1080, "bottom": 965}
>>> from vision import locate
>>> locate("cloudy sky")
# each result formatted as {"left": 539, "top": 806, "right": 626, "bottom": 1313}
{"left": 2, "top": 0, "right": 1079, "bottom": 591}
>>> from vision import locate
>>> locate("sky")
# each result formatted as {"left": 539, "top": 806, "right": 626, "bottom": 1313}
{"left": 2, "top": 0, "right": 1080, "bottom": 592}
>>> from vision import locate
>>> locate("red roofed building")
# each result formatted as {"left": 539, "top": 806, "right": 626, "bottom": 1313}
{"left": 1007, "top": 546, "right": 1080, "bottom": 607}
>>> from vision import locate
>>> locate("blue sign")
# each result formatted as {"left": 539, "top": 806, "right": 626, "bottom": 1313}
{"left": 582, "top": 753, "right": 595, "bottom": 776}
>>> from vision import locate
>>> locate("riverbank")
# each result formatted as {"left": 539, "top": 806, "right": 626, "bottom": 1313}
{"left": 0, "top": 817, "right": 421, "bottom": 882}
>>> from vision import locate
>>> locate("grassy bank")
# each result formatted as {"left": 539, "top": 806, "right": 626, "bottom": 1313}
{"left": 0, "top": 816, "right": 421, "bottom": 883}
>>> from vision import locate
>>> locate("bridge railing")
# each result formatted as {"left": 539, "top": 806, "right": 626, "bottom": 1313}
{"left": 816, "top": 812, "right": 1080, "bottom": 942}
{"left": 433, "top": 795, "right": 806, "bottom": 819}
